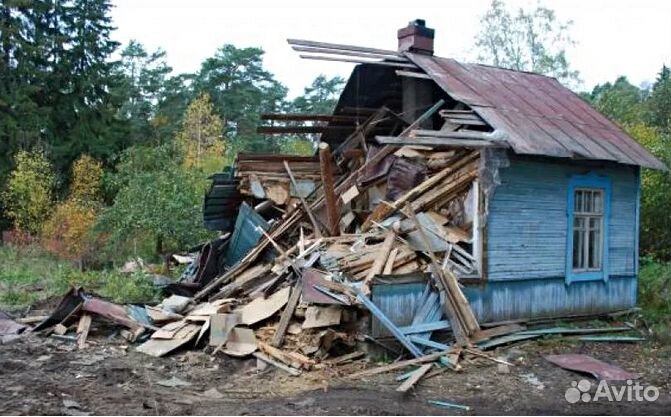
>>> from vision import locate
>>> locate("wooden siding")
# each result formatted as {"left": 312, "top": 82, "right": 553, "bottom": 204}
{"left": 370, "top": 275, "right": 636, "bottom": 327}
{"left": 487, "top": 156, "right": 639, "bottom": 281}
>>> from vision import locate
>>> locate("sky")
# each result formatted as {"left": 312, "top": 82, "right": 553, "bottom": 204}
{"left": 110, "top": 0, "right": 671, "bottom": 98}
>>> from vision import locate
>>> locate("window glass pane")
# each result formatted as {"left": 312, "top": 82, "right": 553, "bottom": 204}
{"left": 574, "top": 190, "right": 583, "bottom": 212}
{"left": 593, "top": 191, "right": 603, "bottom": 213}
{"left": 584, "top": 191, "right": 593, "bottom": 213}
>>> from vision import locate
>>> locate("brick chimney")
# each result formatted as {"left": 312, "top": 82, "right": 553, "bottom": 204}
{"left": 397, "top": 19, "right": 434, "bottom": 55}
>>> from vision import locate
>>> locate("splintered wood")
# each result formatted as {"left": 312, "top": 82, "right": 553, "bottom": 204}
{"left": 102, "top": 100, "right": 496, "bottom": 381}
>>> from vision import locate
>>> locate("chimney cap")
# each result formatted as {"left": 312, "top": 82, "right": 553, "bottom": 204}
{"left": 397, "top": 19, "right": 435, "bottom": 55}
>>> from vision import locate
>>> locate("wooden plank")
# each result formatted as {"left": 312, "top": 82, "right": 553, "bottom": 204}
{"left": 383, "top": 247, "right": 399, "bottom": 274}
{"left": 396, "top": 364, "right": 433, "bottom": 393}
{"left": 396, "top": 70, "right": 432, "bottom": 80}
{"left": 361, "top": 151, "right": 478, "bottom": 231}
{"left": 260, "top": 113, "right": 365, "bottom": 122}
{"left": 398, "top": 320, "right": 451, "bottom": 335}
{"left": 291, "top": 45, "right": 409, "bottom": 62}
{"left": 270, "top": 283, "right": 302, "bottom": 347}
{"left": 347, "top": 349, "right": 454, "bottom": 379}
{"left": 299, "top": 54, "right": 418, "bottom": 68}
{"left": 253, "top": 351, "right": 301, "bottom": 376}
{"left": 319, "top": 143, "right": 339, "bottom": 236}
{"left": 404, "top": 208, "right": 471, "bottom": 346}
{"left": 76, "top": 314, "right": 92, "bottom": 350}
{"left": 470, "top": 323, "right": 526, "bottom": 343}
{"left": 355, "top": 288, "right": 423, "bottom": 358}
{"left": 362, "top": 223, "right": 399, "bottom": 294}
{"left": 376, "top": 136, "right": 498, "bottom": 148}
{"left": 287, "top": 38, "right": 403, "bottom": 57}
{"left": 257, "top": 125, "right": 354, "bottom": 134}
{"left": 284, "top": 161, "right": 323, "bottom": 238}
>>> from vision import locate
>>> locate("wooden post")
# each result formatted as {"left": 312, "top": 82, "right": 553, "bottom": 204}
{"left": 271, "top": 283, "right": 302, "bottom": 347}
{"left": 318, "top": 142, "right": 339, "bottom": 236}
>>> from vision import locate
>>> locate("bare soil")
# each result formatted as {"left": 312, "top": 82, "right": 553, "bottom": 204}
{"left": 1, "top": 328, "right": 670, "bottom": 415}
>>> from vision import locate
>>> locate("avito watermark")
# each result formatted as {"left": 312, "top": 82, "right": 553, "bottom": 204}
{"left": 565, "top": 379, "right": 659, "bottom": 403}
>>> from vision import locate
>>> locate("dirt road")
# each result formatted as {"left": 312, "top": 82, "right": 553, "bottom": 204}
{"left": 1, "top": 331, "right": 669, "bottom": 415}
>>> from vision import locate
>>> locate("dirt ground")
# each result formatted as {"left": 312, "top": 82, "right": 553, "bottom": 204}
{"left": 1, "top": 322, "right": 670, "bottom": 416}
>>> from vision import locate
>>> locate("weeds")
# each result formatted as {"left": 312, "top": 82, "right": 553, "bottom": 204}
{"left": 639, "top": 257, "right": 671, "bottom": 341}
{"left": 0, "top": 245, "right": 160, "bottom": 309}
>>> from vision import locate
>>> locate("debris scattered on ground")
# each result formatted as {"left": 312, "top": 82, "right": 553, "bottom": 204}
{"left": 544, "top": 353, "right": 641, "bottom": 381}
{"left": 156, "top": 376, "right": 193, "bottom": 388}
{"left": 17, "top": 87, "right": 647, "bottom": 399}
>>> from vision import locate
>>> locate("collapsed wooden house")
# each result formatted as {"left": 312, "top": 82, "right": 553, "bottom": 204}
{"left": 198, "top": 19, "right": 665, "bottom": 343}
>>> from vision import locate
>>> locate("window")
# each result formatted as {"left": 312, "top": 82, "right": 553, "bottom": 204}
{"left": 572, "top": 189, "right": 603, "bottom": 271}
{"left": 566, "top": 174, "right": 611, "bottom": 283}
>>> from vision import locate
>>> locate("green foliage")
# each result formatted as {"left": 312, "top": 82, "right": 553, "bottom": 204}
{"left": 584, "top": 67, "right": 671, "bottom": 259}
{"left": 116, "top": 40, "right": 173, "bottom": 144}
{"left": 96, "top": 143, "right": 213, "bottom": 260}
{"left": 584, "top": 77, "right": 646, "bottom": 125}
{"left": 42, "top": 154, "right": 104, "bottom": 262}
{"left": 0, "top": 0, "right": 125, "bottom": 189}
{"left": 291, "top": 75, "right": 345, "bottom": 114}
{"left": 177, "top": 93, "right": 225, "bottom": 170}
{"left": 192, "top": 44, "right": 288, "bottom": 154}
{"left": 475, "top": 0, "right": 580, "bottom": 86}
{"left": 279, "top": 137, "right": 315, "bottom": 156}
{"left": 1, "top": 149, "right": 55, "bottom": 234}
{"left": 639, "top": 257, "right": 671, "bottom": 341}
{"left": 645, "top": 65, "right": 671, "bottom": 133}
{"left": 0, "top": 245, "right": 159, "bottom": 308}
{"left": 627, "top": 124, "right": 671, "bottom": 259}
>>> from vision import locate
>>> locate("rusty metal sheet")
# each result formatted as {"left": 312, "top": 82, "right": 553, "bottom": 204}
{"left": 386, "top": 157, "right": 426, "bottom": 201}
{"left": 358, "top": 145, "right": 397, "bottom": 186}
{"left": 407, "top": 53, "right": 666, "bottom": 170}
{"left": 302, "top": 268, "right": 346, "bottom": 305}
{"left": 545, "top": 354, "right": 640, "bottom": 381}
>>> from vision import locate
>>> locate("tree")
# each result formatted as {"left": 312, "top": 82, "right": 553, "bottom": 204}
{"left": 42, "top": 155, "right": 103, "bottom": 263}
{"left": 116, "top": 40, "right": 173, "bottom": 144}
{"left": 192, "top": 44, "right": 288, "bottom": 154}
{"left": 474, "top": 0, "right": 580, "bottom": 86}
{"left": 291, "top": 75, "right": 344, "bottom": 114}
{"left": 646, "top": 65, "right": 671, "bottom": 134}
{"left": 279, "top": 75, "right": 345, "bottom": 155}
{"left": 48, "top": 0, "right": 124, "bottom": 173}
{"left": 627, "top": 123, "right": 671, "bottom": 259}
{"left": 176, "top": 93, "right": 224, "bottom": 169}
{"left": 1, "top": 149, "right": 55, "bottom": 234}
{"left": 95, "top": 144, "right": 212, "bottom": 260}
{"left": 584, "top": 76, "right": 646, "bottom": 126}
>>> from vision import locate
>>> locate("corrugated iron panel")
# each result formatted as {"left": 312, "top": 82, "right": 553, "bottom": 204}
{"left": 224, "top": 202, "right": 269, "bottom": 265}
{"left": 407, "top": 54, "right": 666, "bottom": 170}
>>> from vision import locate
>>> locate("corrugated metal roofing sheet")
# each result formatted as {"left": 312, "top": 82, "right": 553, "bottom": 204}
{"left": 407, "top": 53, "right": 666, "bottom": 170}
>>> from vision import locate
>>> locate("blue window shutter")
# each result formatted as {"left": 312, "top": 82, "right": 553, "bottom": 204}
{"left": 565, "top": 173, "right": 612, "bottom": 285}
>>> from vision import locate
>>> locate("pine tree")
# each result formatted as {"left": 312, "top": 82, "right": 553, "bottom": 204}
{"left": 48, "top": 0, "right": 122, "bottom": 173}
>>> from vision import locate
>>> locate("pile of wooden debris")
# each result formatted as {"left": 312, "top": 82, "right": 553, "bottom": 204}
{"left": 21, "top": 99, "right": 640, "bottom": 391}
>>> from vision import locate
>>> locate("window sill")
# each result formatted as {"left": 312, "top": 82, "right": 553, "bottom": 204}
{"left": 566, "top": 270, "right": 607, "bottom": 284}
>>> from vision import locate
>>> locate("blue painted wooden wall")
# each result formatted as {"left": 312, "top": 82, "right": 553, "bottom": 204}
{"left": 370, "top": 155, "right": 641, "bottom": 327}
{"left": 487, "top": 156, "right": 639, "bottom": 281}
{"left": 477, "top": 155, "right": 640, "bottom": 321}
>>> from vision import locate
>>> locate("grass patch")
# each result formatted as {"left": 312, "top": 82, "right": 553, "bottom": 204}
{"left": 639, "top": 257, "right": 671, "bottom": 341}
{"left": 0, "top": 244, "right": 160, "bottom": 310}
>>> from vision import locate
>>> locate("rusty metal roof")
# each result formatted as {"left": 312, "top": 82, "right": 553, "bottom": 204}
{"left": 407, "top": 53, "right": 666, "bottom": 170}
